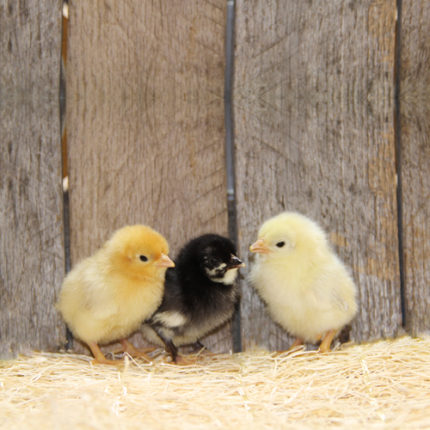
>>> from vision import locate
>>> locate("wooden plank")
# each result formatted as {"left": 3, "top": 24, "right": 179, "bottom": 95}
{"left": 67, "top": 1, "right": 230, "bottom": 354}
{"left": 399, "top": 1, "right": 430, "bottom": 335}
{"left": 0, "top": 0, "right": 64, "bottom": 357}
{"left": 234, "top": 0, "right": 401, "bottom": 350}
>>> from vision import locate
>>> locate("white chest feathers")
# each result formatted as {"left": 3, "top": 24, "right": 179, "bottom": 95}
{"left": 205, "top": 266, "right": 238, "bottom": 285}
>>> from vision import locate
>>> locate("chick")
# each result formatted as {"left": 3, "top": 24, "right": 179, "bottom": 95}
{"left": 141, "top": 234, "right": 244, "bottom": 363}
{"left": 57, "top": 225, "right": 175, "bottom": 365}
{"left": 249, "top": 212, "right": 357, "bottom": 352}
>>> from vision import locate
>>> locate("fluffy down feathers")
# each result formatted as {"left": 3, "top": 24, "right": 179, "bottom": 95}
{"left": 142, "top": 234, "right": 243, "bottom": 362}
{"left": 57, "top": 225, "right": 174, "bottom": 364}
{"left": 249, "top": 212, "right": 357, "bottom": 350}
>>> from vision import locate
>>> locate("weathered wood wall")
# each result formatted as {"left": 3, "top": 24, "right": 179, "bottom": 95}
{"left": 66, "top": 0, "right": 231, "bottom": 354}
{"left": 2, "top": 0, "right": 429, "bottom": 357}
{"left": 234, "top": 0, "right": 401, "bottom": 350}
{"left": 0, "top": 0, "right": 65, "bottom": 358}
{"left": 399, "top": 1, "right": 430, "bottom": 336}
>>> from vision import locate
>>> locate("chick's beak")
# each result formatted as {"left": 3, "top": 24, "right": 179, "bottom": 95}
{"left": 250, "top": 238, "right": 271, "bottom": 254}
{"left": 228, "top": 255, "right": 245, "bottom": 269}
{"left": 154, "top": 253, "right": 175, "bottom": 268}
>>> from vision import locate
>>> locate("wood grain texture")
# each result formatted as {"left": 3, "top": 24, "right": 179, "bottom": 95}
{"left": 234, "top": 0, "right": 401, "bottom": 350}
{"left": 399, "top": 1, "right": 430, "bottom": 335}
{"left": 67, "top": 0, "right": 231, "bottom": 354}
{"left": 0, "top": 0, "right": 65, "bottom": 357}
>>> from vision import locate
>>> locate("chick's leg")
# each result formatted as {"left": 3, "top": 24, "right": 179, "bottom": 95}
{"left": 319, "top": 330, "right": 335, "bottom": 353}
{"left": 190, "top": 341, "right": 214, "bottom": 357}
{"left": 88, "top": 341, "right": 121, "bottom": 365}
{"left": 154, "top": 330, "right": 198, "bottom": 365}
{"left": 114, "top": 339, "right": 155, "bottom": 362}
{"left": 190, "top": 340, "right": 206, "bottom": 352}
{"left": 161, "top": 337, "right": 198, "bottom": 365}
{"left": 164, "top": 338, "right": 181, "bottom": 363}
{"left": 289, "top": 338, "right": 304, "bottom": 350}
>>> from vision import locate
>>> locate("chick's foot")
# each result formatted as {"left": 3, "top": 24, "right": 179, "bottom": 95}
{"left": 160, "top": 353, "right": 200, "bottom": 366}
{"left": 111, "top": 339, "right": 155, "bottom": 361}
{"left": 274, "top": 338, "right": 304, "bottom": 355}
{"left": 88, "top": 341, "right": 122, "bottom": 365}
{"left": 175, "top": 355, "right": 200, "bottom": 366}
{"left": 288, "top": 338, "right": 304, "bottom": 351}
{"left": 91, "top": 357, "right": 121, "bottom": 366}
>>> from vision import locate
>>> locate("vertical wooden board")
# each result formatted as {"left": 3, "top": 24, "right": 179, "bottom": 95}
{"left": 399, "top": 1, "right": 430, "bottom": 335}
{"left": 67, "top": 0, "right": 230, "bottom": 354}
{"left": 234, "top": 0, "right": 400, "bottom": 350}
{"left": 0, "top": 0, "right": 64, "bottom": 357}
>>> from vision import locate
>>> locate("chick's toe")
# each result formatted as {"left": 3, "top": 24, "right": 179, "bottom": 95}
{"left": 111, "top": 339, "right": 155, "bottom": 362}
{"left": 88, "top": 342, "right": 122, "bottom": 366}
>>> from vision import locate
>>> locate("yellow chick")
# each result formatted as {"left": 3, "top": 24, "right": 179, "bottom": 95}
{"left": 249, "top": 212, "right": 357, "bottom": 352}
{"left": 57, "top": 225, "right": 174, "bottom": 365}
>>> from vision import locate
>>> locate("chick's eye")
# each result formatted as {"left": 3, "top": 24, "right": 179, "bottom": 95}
{"left": 276, "top": 242, "right": 285, "bottom": 248}
{"left": 139, "top": 255, "right": 148, "bottom": 262}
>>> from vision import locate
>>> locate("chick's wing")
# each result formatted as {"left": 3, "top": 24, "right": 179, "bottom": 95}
{"left": 67, "top": 260, "right": 120, "bottom": 320}
{"left": 307, "top": 267, "right": 352, "bottom": 313}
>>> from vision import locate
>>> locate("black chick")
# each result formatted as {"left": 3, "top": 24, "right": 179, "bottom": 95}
{"left": 142, "top": 234, "right": 244, "bottom": 363}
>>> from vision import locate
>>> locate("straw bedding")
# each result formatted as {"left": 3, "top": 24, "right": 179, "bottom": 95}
{"left": 1, "top": 336, "right": 430, "bottom": 429}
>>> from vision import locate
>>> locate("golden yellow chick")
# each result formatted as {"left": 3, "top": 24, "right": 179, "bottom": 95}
{"left": 57, "top": 225, "right": 174, "bottom": 365}
{"left": 249, "top": 212, "right": 357, "bottom": 352}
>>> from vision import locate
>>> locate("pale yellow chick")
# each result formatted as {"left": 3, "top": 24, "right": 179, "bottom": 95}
{"left": 249, "top": 212, "right": 357, "bottom": 352}
{"left": 57, "top": 225, "right": 174, "bottom": 365}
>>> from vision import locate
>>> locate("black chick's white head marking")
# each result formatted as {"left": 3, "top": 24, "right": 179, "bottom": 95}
{"left": 197, "top": 235, "right": 244, "bottom": 285}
